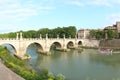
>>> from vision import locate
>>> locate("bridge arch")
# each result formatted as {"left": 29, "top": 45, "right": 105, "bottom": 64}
{"left": 0, "top": 43, "right": 17, "bottom": 55}
{"left": 26, "top": 42, "right": 43, "bottom": 54}
{"left": 50, "top": 42, "right": 62, "bottom": 51}
{"left": 67, "top": 41, "right": 74, "bottom": 49}
{"left": 78, "top": 41, "right": 82, "bottom": 46}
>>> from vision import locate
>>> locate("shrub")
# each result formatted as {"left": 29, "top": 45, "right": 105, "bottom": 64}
{"left": 0, "top": 46, "right": 66, "bottom": 80}
{"left": 56, "top": 74, "right": 66, "bottom": 80}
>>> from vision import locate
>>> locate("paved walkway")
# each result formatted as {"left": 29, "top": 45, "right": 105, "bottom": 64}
{"left": 0, "top": 62, "right": 25, "bottom": 80}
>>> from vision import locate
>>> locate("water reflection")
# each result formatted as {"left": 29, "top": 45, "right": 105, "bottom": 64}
{"left": 1, "top": 44, "right": 15, "bottom": 56}
{"left": 89, "top": 49, "right": 120, "bottom": 68}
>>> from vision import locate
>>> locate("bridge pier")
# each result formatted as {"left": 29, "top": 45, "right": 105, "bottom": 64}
{"left": 74, "top": 36, "right": 79, "bottom": 49}
{"left": 14, "top": 33, "right": 30, "bottom": 59}
{"left": 15, "top": 41, "right": 29, "bottom": 59}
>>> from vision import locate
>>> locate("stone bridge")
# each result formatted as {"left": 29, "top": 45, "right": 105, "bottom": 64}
{"left": 0, "top": 33, "right": 99, "bottom": 59}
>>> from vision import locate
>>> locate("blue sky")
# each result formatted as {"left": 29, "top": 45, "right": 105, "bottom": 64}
{"left": 0, "top": 0, "right": 120, "bottom": 33}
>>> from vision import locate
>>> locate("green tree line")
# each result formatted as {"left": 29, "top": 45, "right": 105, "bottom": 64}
{"left": 0, "top": 26, "right": 76, "bottom": 38}
{"left": 89, "top": 29, "right": 119, "bottom": 40}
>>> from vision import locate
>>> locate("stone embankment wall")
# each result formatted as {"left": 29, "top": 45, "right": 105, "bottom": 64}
{"left": 83, "top": 39, "right": 100, "bottom": 48}
{"left": 99, "top": 39, "right": 120, "bottom": 49}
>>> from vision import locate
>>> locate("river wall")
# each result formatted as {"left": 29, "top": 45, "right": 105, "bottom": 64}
{"left": 83, "top": 39, "right": 100, "bottom": 48}
{"left": 99, "top": 39, "right": 120, "bottom": 49}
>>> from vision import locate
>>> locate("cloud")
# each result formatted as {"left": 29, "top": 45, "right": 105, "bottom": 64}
{"left": 67, "top": 1, "right": 83, "bottom": 6}
{"left": 0, "top": 24, "right": 20, "bottom": 33}
{"left": 88, "top": 0, "right": 112, "bottom": 7}
{"left": 63, "top": 0, "right": 120, "bottom": 7}
{"left": 107, "top": 14, "right": 120, "bottom": 24}
{"left": 104, "top": 13, "right": 120, "bottom": 28}
{"left": 0, "top": 0, "right": 55, "bottom": 33}
{"left": 0, "top": 0, "right": 54, "bottom": 22}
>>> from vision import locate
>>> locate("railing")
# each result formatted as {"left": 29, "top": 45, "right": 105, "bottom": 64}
{"left": 0, "top": 38, "right": 16, "bottom": 40}
{"left": 0, "top": 38, "right": 81, "bottom": 41}
{"left": 22, "top": 38, "right": 45, "bottom": 40}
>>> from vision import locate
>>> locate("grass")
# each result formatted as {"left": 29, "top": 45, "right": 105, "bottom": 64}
{"left": 0, "top": 46, "right": 66, "bottom": 80}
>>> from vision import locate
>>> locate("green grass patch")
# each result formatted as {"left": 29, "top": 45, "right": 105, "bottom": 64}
{"left": 0, "top": 46, "right": 66, "bottom": 80}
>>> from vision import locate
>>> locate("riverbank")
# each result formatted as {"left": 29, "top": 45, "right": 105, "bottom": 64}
{"left": 0, "top": 46, "right": 66, "bottom": 80}
{"left": 100, "top": 39, "right": 120, "bottom": 49}
{"left": 0, "top": 61, "right": 24, "bottom": 80}
{"left": 81, "top": 46, "right": 98, "bottom": 49}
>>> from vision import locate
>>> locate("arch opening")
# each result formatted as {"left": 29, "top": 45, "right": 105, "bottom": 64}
{"left": 67, "top": 41, "right": 74, "bottom": 49}
{"left": 78, "top": 41, "right": 82, "bottom": 46}
{"left": 26, "top": 42, "right": 43, "bottom": 56}
{"left": 1, "top": 43, "right": 17, "bottom": 56}
{"left": 50, "top": 42, "right": 62, "bottom": 51}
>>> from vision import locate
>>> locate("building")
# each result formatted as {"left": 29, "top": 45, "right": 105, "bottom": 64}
{"left": 77, "top": 29, "right": 90, "bottom": 39}
{"left": 77, "top": 21, "right": 120, "bottom": 39}
{"left": 104, "top": 21, "right": 120, "bottom": 32}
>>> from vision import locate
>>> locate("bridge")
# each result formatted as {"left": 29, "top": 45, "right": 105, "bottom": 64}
{"left": 0, "top": 33, "right": 99, "bottom": 59}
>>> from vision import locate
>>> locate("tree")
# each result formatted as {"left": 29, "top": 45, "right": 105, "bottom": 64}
{"left": 0, "top": 26, "right": 77, "bottom": 39}
{"left": 107, "top": 29, "right": 115, "bottom": 40}
{"left": 64, "top": 26, "right": 76, "bottom": 38}
{"left": 89, "top": 30, "right": 96, "bottom": 39}
{"left": 37, "top": 28, "right": 50, "bottom": 38}
{"left": 23, "top": 30, "right": 37, "bottom": 38}
{"left": 89, "top": 30, "right": 105, "bottom": 40}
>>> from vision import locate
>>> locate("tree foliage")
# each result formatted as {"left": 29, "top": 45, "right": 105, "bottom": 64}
{"left": 89, "top": 29, "right": 119, "bottom": 40}
{"left": 0, "top": 26, "right": 77, "bottom": 38}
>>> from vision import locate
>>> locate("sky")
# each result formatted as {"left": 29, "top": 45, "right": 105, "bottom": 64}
{"left": 0, "top": 0, "right": 120, "bottom": 33}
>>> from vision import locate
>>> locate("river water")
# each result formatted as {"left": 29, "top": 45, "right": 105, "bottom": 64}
{"left": 25, "top": 45, "right": 120, "bottom": 80}
{"left": 4, "top": 44, "right": 120, "bottom": 80}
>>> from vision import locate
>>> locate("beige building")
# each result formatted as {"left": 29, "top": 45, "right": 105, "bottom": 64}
{"left": 104, "top": 21, "right": 120, "bottom": 32}
{"left": 77, "top": 21, "right": 120, "bottom": 39}
{"left": 77, "top": 29, "right": 90, "bottom": 39}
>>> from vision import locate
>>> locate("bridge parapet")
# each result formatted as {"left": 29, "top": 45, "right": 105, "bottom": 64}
{"left": 48, "top": 38, "right": 63, "bottom": 40}
{"left": 0, "top": 38, "right": 78, "bottom": 41}
{"left": 0, "top": 38, "right": 17, "bottom": 40}
{"left": 22, "top": 38, "right": 45, "bottom": 40}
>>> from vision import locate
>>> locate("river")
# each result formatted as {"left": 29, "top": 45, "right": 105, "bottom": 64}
{"left": 4, "top": 44, "right": 120, "bottom": 80}
{"left": 25, "top": 44, "right": 120, "bottom": 80}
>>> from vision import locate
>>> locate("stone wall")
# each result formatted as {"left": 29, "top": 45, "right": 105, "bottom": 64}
{"left": 99, "top": 39, "right": 120, "bottom": 48}
{"left": 83, "top": 39, "right": 100, "bottom": 48}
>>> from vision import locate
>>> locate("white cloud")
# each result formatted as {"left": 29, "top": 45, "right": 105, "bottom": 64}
{"left": 67, "top": 1, "right": 83, "bottom": 6}
{"left": 0, "top": 24, "right": 20, "bottom": 33}
{"left": 107, "top": 14, "right": 120, "bottom": 24}
{"left": 0, "top": 0, "right": 55, "bottom": 33}
{"left": 62, "top": 0, "right": 83, "bottom": 6}
{"left": 88, "top": 0, "right": 112, "bottom": 7}
{"left": 104, "top": 13, "right": 120, "bottom": 28}
{"left": 0, "top": 0, "right": 54, "bottom": 22}
{"left": 63, "top": 0, "right": 120, "bottom": 7}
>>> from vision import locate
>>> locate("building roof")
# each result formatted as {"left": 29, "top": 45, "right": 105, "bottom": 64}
{"left": 104, "top": 26, "right": 117, "bottom": 30}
